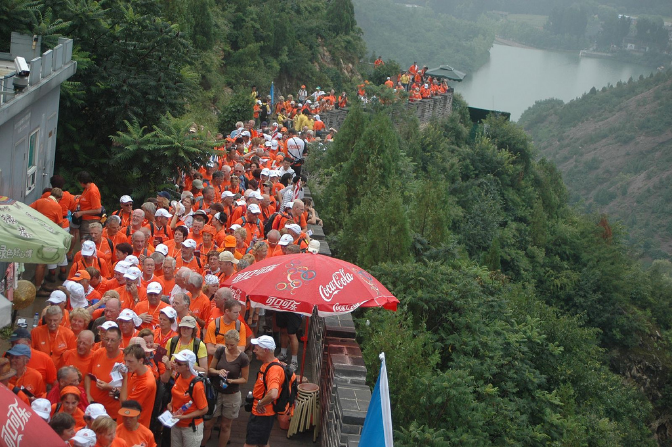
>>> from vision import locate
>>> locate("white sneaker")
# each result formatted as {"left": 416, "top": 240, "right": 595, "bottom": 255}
{"left": 290, "top": 361, "right": 299, "bottom": 372}
{"left": 277, "top": 353, "right": 288, "bottom": 362}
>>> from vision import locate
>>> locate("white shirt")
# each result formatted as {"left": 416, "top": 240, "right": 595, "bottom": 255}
{"left": 286, "top": 137, "right": 305, "bottom": 162}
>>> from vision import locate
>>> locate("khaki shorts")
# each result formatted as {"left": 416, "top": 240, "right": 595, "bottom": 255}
{"left": 213, "top": 391, "right": 241, "bottom": 419}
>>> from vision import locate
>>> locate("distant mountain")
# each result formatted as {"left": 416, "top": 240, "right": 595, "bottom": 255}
{"left": 519, "top": 70, "right": 672, "bottom": 260}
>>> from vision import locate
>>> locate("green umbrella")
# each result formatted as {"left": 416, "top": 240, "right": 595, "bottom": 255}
{"left": 424, "top": 65, "right": 466, "bottom": 82}
{"left": 0, "top": 196, "right": 71, "bottom": 264}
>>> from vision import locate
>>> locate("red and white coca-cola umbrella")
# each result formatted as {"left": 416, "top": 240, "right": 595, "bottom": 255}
{"left": 0, "top": 383, "right": 66, "bottom": 447}
{"left": 222, "top": 253, "right": 398, "bottom": 316}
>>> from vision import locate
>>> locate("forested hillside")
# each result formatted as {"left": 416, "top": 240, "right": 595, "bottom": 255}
{"left": 519, "top": 70, "right": 672, "bottom": 260}
{"left": 308, "top": 98, "right": 672, "bottom": 445}
{"left": 352, "top": 0, "right": 494, "bottom": 73}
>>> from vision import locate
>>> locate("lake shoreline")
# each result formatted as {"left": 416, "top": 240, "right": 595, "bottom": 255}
{"left": 494, "top": 36, "right": 538, "bottom": 50}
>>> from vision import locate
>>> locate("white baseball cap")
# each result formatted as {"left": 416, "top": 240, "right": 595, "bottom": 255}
{"left": 155, "top": 208, "right": 173, "bottom": 218}
{"left": 221, "top": 191, "right": 236, "bottom": 199}
{"left": 71, "top": 428, "right": 96, "bottom": 447}
{"left": 114, "top": 260, "right": 131, "bottom": 274}
{"left": 67, "top": 282, "right": 87, "bottom": 309}
{"left": 100, "top": 321, "right": 118, "bottom": 330}
{"left": 285, "top": 223, "right": 301, "bottom": 234}
{"left": 251, "top": 335, "right": 276, "bottom": 350}
{"left": 183, "top": 239, "right": 197, "bottom": 249}
{"left": 125, "top": 255, "right": 139, "bottom": 266}
{"left": 261, "top": 168, "right": 270, "bottom": 177}
{"left": 147, "top": 281, "right": 163, "bottom": 294}
{"left": 160, "top": 307, "right": 178, "bottom": 332}
{"left": 31, "top": 398, "right": 52, "bottom": 421}
{"left": 278, "top": 234, "right": 294, "bottom": 246}
{"left": 119, "top": 195, "right": 133, "bottom": 204}
{"left": 154, "top": 244, "right": 169, "bottom": 256}
{"left": 247, "top": 204, "right": 261, "bottom": 214}
{"left": 46, "top": 290, "right": 67, "bottom": 304}
{"left": 229, "top": 224, "right": 241, "bottom": 231}
{"left": 84, "top": 403, "right": 108, "bottom": 420}
{"left": 124, "top": 266, "right": 141, "bottom": 281}
{"left": 117, "top": 309, "right": 141, "bottom": 327}
{"left": 81, "top": 240, "right": 96, "bottom": 257}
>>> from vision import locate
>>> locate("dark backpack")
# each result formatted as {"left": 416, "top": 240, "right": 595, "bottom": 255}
{"left": 186, "top": 375, "right": 217, "bottom": 422}
{"left": 168, "top": 335, "right": 202, "bottom": 360}
{"left": 263, "top": 212, "right": 280, "bottom": 236}
{"left": 261, "top": 361, "right": 298, "bottom": 415}
{"left": 215, "top": 317, "right": 241, "bottom": 337}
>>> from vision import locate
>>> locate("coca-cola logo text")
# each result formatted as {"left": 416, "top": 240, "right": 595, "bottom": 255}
{"left": 232, "top": 263, "right": 280, "bottom": 284}
{"left": 332, "top": 302, "right": 365, "bottom": 313}
{"left": 319, "top": 269, "right": 354, "bottom": 302}
{"left": 265, "top": 297, "right": 300, "bottom": 312}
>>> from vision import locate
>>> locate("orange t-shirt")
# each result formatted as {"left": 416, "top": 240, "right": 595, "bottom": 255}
{"left": 51, "top": 403, "right": 85, "bottom": 430}
{"left": 114, "top": 285, "right": 148, "bottom": 309}
{"left": 95, "top": 439, "right": 128, "bottom": 447}
{"left": 252, "top": 360, "right": 284, "bottom": 416}
{"left": 133, "top": 300, "right": 168, "bottom": 330}
{"left": 27, "top": 348, "right": 58, "bottom": 386}
{"left": 9, "top": 366, "right": 46, "bottom": 398}
{"left": 116, "top": 423, "right": 156, "bottom": 447}
{"left": 170, "top": 373, "right": 208, "bottom": 427}
{"left": 79, "top": 183, "right": 102, "bottom": 220}
{"left": 203, "top": 317, "right": 247, "bottom": 347}
{"left": 140, "top": 275, "right": 165, "bottom": 291}
{"left": 189, "top": 292, "right": 211, "bottom": 325}
{"left": 61, "top": 349, "right": 94, "bottom": 377}
{"left": 125, "top": 368, "right": 157, "bottom": 428}
{"left": 69, "top": 256, "right": 111, "bottom": 279}
{"left": 153, "top": 328, "right": 177, "bottom": 349}
{"left": 175, "top": 255, "right": 202, "bottom": 274}
{"left": 30, "top": 197, "right": 63, "bottom": 225}
{"left": 88, "top": 349, "right": 124, "bottom": 416}
{"left": 31, "top": 324, "right": 76, "bottom": 367}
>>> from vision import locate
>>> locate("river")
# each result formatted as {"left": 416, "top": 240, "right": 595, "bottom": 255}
{"left": 454, "top": 43, "right": 655, "bottom": 121}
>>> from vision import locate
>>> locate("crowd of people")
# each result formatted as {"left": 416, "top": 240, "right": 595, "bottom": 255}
{"left": 368, "top": 58, "right": 452, "bottom": 102}
{"left": 8, "top": 101, "right": 327, "bottom": 446}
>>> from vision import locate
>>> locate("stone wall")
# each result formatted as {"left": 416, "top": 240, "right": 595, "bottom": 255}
{"left": 319, "top": 90, "right": 453, "bottom": 131}
{"left": 302, "top": 187, "right": 370, "bottom": 447}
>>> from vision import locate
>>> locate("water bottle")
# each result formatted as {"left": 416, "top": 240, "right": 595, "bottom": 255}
{"left": 32, "top": 313, "right": 39, "bottom": 328}
{"left": 219, "top": 371, "right": 228, "bottom": 390}
{"left": 175, "top": 400, "right": 192, "bottom": 415}
{"left": 244, "top": 391, "right": 254, "bottom": 412}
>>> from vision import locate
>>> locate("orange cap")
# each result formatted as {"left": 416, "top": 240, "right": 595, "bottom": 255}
{"left": 60, "top": 385, "right": 81, "bottom": 399}
{"left": 224, "top": 235, "right": 237, "bottom": 248}
{"left": 69, "top": 270, "right": 91, "bottom": 281}
{"left": 202, "top": 225, "right": 216, "bottom": 236}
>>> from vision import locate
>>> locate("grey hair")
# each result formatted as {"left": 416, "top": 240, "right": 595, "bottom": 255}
{"left": 174, "top": 292, "right": 190, "bottom": 306}
{"left": 188, "top": 272, "right": 204, "bottom": 289}
{"left": 141, "top": 202, "right": 156, "bottom": 214}
{"left": 88, "top": 222, "right": 103, "bottom": 231}
{"left": 164, "top": 256, "right": 176, "bottom": 268}
{"left": 57, "top": 366, "right": 79, "bottom": 381}
{"left": 131, "top": 231, "right": 146, "bottom": 241}
{"left": 150, "top": 252, "right": 165, "bottom": 264}
{"left": 177, "top": 267, "right": 192, "bottom": 279}
{"left": 46, "top": 305, "right": 63, "bottom": 317}
{"left": 106, "top": 215, "right": 121, "bottom": 225}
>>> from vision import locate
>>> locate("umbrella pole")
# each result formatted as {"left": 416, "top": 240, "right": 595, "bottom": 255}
{"left": 299, "top": 313, "right": 311, "bottom": 381}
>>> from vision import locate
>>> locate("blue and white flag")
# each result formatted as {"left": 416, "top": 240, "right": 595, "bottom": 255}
{"left": 360, "top": 352, "right": 394, "bottom": 447}
{"left": 270, "top": 81, "right": 275, "bottom": 111}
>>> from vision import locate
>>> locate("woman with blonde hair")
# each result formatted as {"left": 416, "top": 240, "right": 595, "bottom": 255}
{"left": 70, "top": 308, "right": 92, "bottom": 337}
{"left": 250, "top": 241, "right": 269, "bottom": 263}
{"left": 92, "top": 416, "right": 127, "bottom": 447}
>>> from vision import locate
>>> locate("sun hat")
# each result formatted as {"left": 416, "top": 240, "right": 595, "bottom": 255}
{"left": 128, "top": 336, "right": 155, "bottom": 353}
{"left": 160, "top": 307, "right": 178, "bottom": 332}
{"left": 117, "top": 309, "right": 142, "bottom": 327}
{"left": 204, "top": 274, "right": 219, "bottom": 286}
{"left": 173, "top": 350, "right": 198, "bottom": 376}
{"left": 67, "top": 283, "right": 88, "bottom": 309}
{"left": 307, "top": 239, "right": 321, "bottom": 254}
{"left": 179, "top": 316, "right": 197, "bottom": 329}
{"left": 219, "top": 251, "right": 239, "bottom": 264}
{"left": 0, "top": 358, "right": 17, "bottom": 381}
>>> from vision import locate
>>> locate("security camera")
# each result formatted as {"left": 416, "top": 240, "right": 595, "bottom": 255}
{"left": 14, "top": 57, "right": 29, "bottom": 77}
